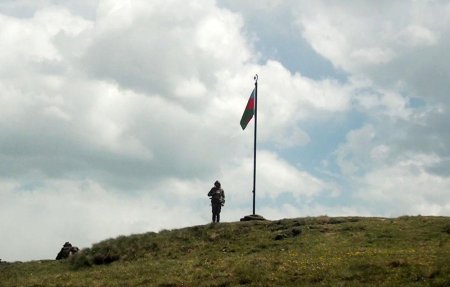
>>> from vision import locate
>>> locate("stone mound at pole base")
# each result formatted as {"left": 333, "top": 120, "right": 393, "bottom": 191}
{"left": 240, "top": 214, "right": 267, "bottom": 221}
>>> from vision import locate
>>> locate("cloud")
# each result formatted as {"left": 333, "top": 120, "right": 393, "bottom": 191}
{"left": 0, "top": 0, "right": 352, "bottom": 261}
{"left": 0, "top": 149, "right": 329, "bottom": 261}
{"left": 296, "top": 1, "right": 450, "bottom": 100}
{"left": 220, "top": 151, "right": 329, "bottom": 203}
{"left": 0, "top": 178, "right": 209, "bottom": 261}
{"left": 290, "top": 1, "right": 450, "bottom": 218}
{"left": 83, "top": 0, "right": 252, "bottom": 98}
{"left": 357, "top": 154, "right": 450, "bottom": 216}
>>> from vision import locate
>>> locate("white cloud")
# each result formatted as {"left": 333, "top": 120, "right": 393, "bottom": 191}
{"left": 259, "top": 203, "right": 374, "bottom": 220}
{"left": 293, "top": 1, "right": 450, "bottom": 218}
{"left": 401, "top": 25, "right": 438, "bottom": 47}
{"left": 0, "top": 147, "right": 329, "bottom": 261}
{"left": 357, "top": 154, "right": 450, "bottom": 216}
{"left": 296, "top": 1, "right": 450, "bottom": 101}
{"left": 0, "top": 6, "right": 92, "bottom": 69}
{"left": 335, "top": 125, "right": 376, "bottom": 175}
{"left": 83, "top": 0, "right": 252, "bottom": 98}
{"left": 296, "top": 2, "right": 446, "bottom": 71}
{"left": 221, "top": 151, "right": 328, "bottom": 204}
{"left": 0, "top": 178, "right": 208, "bottom": 261}
{"left": 254, "top": 60, "right": 353, "bottom": 148}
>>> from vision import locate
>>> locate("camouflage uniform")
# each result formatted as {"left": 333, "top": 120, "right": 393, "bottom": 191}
{"left": 208, "top": 181, "right": 225, "bottom": 223}
{"left": 56, "top": 242, "right": 72, "bottom": 260}
{"left": 56, "top": 242, "right": 79, "bottom": 260}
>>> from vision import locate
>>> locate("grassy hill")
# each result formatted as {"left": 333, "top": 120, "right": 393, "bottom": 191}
{"left": 1, "top": 216, "right": 449, "bottom": 286}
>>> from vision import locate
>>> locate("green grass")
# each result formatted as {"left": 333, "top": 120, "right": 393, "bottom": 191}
{"left": 1, "top": 216, "right": 449, "bottom": 286}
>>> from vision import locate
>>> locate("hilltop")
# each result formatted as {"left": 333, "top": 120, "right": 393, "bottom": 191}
{"left": 1, "top": 216, "right": 449, "bottom": 286}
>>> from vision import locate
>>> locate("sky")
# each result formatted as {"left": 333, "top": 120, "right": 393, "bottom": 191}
{"left": 1, "top": 0, "right": 449, "bottom": 262}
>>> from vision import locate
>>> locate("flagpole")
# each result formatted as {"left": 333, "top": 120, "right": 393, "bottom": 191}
{"left": 252, "top": 74, "right": 258, "bottom": 215}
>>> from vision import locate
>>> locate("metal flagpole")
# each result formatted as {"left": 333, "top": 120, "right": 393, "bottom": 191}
{"left": 252, "top": 74, "right": 258, "bottom": 215}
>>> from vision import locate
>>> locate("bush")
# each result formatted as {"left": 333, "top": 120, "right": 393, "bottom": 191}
{"left": 69, "top": 251, "right": 92, "bottom": 269}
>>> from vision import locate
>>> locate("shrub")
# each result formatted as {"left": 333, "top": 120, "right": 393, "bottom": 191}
{"left": 69, "top": 251, "right": 92, "bottom": 269}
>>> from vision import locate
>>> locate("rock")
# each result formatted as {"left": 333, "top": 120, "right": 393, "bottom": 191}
{"left": 274, "top": 234, "right": 287, "bottom": 240}
{"left": 240, "top": 214, "right": 267, "bottom": 221}
{"left": 291, "top": 228, "right": 302, "bottom": 236}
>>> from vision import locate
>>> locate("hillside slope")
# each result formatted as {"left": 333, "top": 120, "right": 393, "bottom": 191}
{"left": 1, "top": 216, "right": 449, "bottom": 286}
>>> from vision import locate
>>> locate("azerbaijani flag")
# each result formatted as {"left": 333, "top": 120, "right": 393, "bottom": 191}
{"left": 240, "top": 88, "right": 255, "bottom": 130}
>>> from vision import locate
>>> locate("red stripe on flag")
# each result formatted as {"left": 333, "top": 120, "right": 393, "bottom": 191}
{"left": 246, "top": 97, "right": 255, "bottom": 110}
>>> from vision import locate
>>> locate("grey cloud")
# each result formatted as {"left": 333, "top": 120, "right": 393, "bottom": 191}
{"left": 82, "top": 1, "right": 250, "bottom": 100}
{"left": 295, "top": 1, "right": 450, "bottom": 103}
{"left": 219, "top": 0, "right": 346, "bottom": 80}
{"left": 0, "top": 0, "right": 98, "bottom": 19}
{"left": 0, "top": 1, "right": 251, "bottom": 189}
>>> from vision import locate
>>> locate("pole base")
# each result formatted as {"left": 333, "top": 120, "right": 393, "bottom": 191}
{"left": 240, "top": 214, "right": 267, "bottom": 221}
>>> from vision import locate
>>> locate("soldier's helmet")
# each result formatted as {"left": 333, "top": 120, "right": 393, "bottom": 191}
{"left": 63, "top": 242, "right": 72, "bottom": 247}
{"left": 214, "top": 180, "right": 221, "bottom": 188}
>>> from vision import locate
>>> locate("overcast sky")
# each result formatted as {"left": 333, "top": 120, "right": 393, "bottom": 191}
{"left": 1, "top": 0, "right": 449, "bottom": 261}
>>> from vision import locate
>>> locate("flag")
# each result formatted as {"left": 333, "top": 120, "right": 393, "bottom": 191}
{"left": 240, "top": 88, "right": 255, "bottom": 130}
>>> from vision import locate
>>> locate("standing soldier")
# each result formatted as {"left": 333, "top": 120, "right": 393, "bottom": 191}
{"left": 208, "top": 180, "right": 225, "bottom": 223}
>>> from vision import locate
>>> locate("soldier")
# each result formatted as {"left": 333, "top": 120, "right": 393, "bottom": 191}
{"left": 56, "top": 242, "right": 73, "bottom": 260}
{"left": 208, "top": 180, "right": 225, "bottom": 223}
{"left": 56, "top": 242, "right": 79, "bottom": 260}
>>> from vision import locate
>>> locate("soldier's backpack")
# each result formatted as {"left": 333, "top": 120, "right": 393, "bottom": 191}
{"left": 211, "top": 188, "right": 225, "bottom": 205}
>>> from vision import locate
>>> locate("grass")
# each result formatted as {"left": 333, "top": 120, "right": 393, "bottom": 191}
{"left": 1, "top": 216, "right": 449, "bottom": 286}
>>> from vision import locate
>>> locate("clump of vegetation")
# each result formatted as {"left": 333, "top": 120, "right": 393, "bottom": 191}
{"left": 70, "top": 232, "right": 162, "bottom": 268}
{"left": 1, "top": 216, "right": 449, "bottom": 286}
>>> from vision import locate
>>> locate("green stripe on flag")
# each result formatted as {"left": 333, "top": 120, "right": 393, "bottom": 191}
{"left": 240, "top": 89, "right": 255, "bottom": 130}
